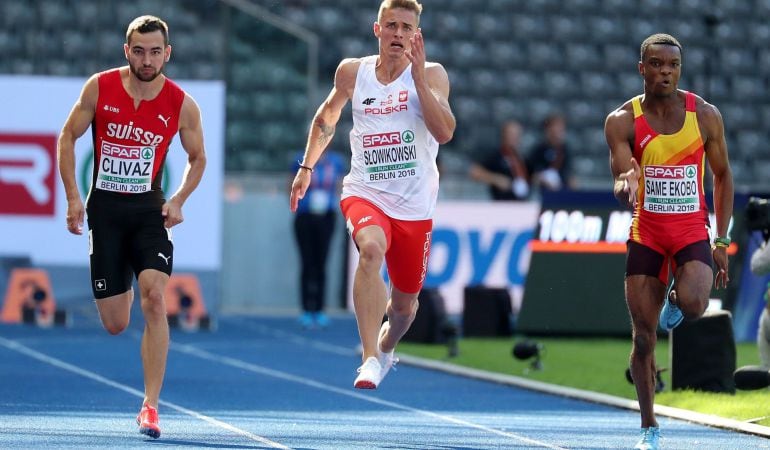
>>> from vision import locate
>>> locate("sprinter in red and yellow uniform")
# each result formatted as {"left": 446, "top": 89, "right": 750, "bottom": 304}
{"left": 605, "top": 33, "right": 733, "bottom": 450}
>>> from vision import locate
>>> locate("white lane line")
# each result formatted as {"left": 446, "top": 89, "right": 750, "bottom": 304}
{"left": 171, "top": 340, "right": 566, "bottom": 450}
{"left": 244, "top": 320, "right": 770, "bottom": 439}
{"left": 0, "top": 336, "right": 290, "bottom": 449}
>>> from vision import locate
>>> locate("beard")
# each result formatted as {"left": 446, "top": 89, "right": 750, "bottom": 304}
{"left": 130, "top": 63, "right": 163, "bottom": 82}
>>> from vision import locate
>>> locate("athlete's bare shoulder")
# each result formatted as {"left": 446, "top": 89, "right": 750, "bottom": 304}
{"left": 334, "top": 57, "right": 363, "bottom": 96}
{"left": 336, "top": 58, "right": 363, "bottom": 82}
{"left": 691, "top": 92, "right": 725, "bottom": 141}
{"left": 78, "top": 73, "right": 101, "bottom": 110}
{"left": 424, "top": 61, "right": 449, "bottom": 79}
{"left": 605, "top": 98, "right": 635, "bottom": 128}
{"left": 691, "top": 92, "right": 721, "bottom": 120}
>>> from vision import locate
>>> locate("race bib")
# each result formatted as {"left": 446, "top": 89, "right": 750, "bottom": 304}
{"left": 96, "top": 141, "right": 155, "bottom": 193}
{"left": 361, "top": 130, "right": 420, "bottom": 184}
{"left": 643, "top": 164, "right": 700, "bottom": 214}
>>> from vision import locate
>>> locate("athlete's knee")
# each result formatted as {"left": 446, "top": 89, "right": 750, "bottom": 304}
{"left": 357, "top": 239, "right": 386, "bottom": 269}
{"left": 389, "top": 296, "right": 418, "bottom": 320}
{"left": 632, "top": 329, "right": 656, "bottom": 356}
{"left": 674, "top": 285, "right": 709, "bottom": 319}
{"left": 141, "top": 287, "right": 167, "bottom": 319}
{"left": 101, "top": 317, "right": 129, "bottom": 335}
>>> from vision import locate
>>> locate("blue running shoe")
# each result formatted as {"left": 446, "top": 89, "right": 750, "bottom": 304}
{"left": 314, "top": 312, "right": 330, "bottom": 328}
{"left": 659, "top": 280, "right": 683, "bottom": 331}
{"left": 299, "top": 312, "right": 314, "bottom": 329}
{"left": 634, "top": 426, "right": 660, "bottom": 450}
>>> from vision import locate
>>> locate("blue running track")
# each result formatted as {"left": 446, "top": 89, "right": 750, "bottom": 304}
{"left": 1, "top": 313, "right": 768, "bottom": 449}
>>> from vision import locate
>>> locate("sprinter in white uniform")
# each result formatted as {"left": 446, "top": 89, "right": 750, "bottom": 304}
{"left": 290, "top": 0, "right": 455, "bottom": 389}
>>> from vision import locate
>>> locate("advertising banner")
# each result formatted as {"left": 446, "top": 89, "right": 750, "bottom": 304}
{"left": 0, "top": 75, "right": 224, "bottom": 270}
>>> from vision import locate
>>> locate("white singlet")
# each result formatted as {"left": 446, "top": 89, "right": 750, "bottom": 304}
{"left": 342, "top": 55, "right": 440, "bottom": 220}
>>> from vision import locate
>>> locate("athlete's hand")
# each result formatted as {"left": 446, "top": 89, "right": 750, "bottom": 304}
{"left": 713, "top": 247, "right": 730, "bottom": 289}
{"left": 406, "top": 28, "right": 426, "bottom": 84}
{"left": 163, "top": 197, "right": 184, "bottom": 228}
{"left": 618, "top": 158, "right": 641, "bottom": 209}
{"left": 290, "top": 169, "right": 311, "bottom": 212}
{"left": 65, "top": 198, "right": 84, "bottom": 235}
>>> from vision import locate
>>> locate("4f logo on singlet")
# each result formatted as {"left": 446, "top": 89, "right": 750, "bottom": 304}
{"left": 362, "top": 98, "right": 375, "bottom": 105}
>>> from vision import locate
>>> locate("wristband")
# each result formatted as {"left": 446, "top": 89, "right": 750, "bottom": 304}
{"left": 298, "top": 162, "right": 313, "bottom": 172}
{"left": 714, "top": 236, "right": 731, "bottom": 248}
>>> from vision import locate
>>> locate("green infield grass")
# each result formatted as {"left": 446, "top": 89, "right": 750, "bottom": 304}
{"left": 397, "top": 337, "right": 770, "bottom": 427}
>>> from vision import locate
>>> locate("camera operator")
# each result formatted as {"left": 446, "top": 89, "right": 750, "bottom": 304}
{"left": 747, "top": 197, "right": 770, "bottom": 367}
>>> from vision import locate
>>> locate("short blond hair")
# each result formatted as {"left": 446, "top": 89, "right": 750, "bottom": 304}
{"left": 378, "top": 0, "right": 422, "bottom": 24}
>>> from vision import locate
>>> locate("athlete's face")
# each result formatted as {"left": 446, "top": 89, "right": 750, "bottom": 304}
{"left": 124, "top": 30, "right": 170, "bottom": 82}
{"left": 374, "top": 8, "right": 418, "bottom": 59}
{"left": 639, "top": 44, "right": 681, "bottom": 97}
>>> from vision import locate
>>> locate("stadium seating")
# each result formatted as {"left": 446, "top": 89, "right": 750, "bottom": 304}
{"left": 1, "top": 0, "right": 767, "bottom": 190}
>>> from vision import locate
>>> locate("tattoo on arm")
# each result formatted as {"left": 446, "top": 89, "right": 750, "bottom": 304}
{"left": 317, "top": 122, "right": 335, "bottom": 149}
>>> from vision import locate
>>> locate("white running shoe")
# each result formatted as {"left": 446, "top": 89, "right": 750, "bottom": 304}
{"left": 377, "top": 321, "right": 399, "bottom": 383}
{"left": 354, "top": 356, "right": 383, "bottom": 389}
{"left": 379, "top": 350, "right": 398, "bottom": 381}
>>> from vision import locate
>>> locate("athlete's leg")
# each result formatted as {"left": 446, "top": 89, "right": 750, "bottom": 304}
{"left": 626, "top": 274, "right": 666, "bottom": 428}
{"left": 137, "top": 268, "right": 170, "bottom": 408}
{"left": 671, "top": 240, "right": 713, "bottom": 319}
{"left": 379, "top": 218, "right": 432, "bottom": 354}
{"left": 95, "top": 290, "right": 134, "bottom": 335}
{"left": 353, "top": 225, "right": 389, "bottom": 361}
{"left": 380, "top": 285, "right": 418, "bottom": 353}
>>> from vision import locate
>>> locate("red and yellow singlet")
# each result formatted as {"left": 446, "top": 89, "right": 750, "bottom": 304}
{"left": 629, "top": 91, "right": 710, "bottom": 256}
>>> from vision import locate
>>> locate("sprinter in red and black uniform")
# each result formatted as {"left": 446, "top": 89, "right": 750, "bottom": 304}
{"left": 57, "top": 15, "right": 206, "bottom": 440}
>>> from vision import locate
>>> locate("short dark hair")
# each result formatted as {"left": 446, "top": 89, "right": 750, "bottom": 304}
{"left": 640, "top": 33, "right": 682, "bottom": 61}
{"left": 126, "top": 15, "right": 169, "bottom": 46}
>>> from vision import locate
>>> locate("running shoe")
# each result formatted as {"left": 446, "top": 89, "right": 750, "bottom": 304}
{"left": 314, "top": 312, "right": 330, "bottom": 328}
{"left": 634, "top": 426, "right": 660, "bottom": 450}
{"left": 378, "top": 322, "right": 398, "bottom": 382}
{"left": 136, "top": 402, "right": 161, "bottom": 439}
{"left": 659, "top": 280, "right": 683, "bottom": 331}
{"left": 353, "top": 356, "right": 383, "bottom": 389}
{"left": 299, "top": 312, "right": 314, "bottom": 329}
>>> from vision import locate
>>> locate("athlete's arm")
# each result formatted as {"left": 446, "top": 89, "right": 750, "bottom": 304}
{"left": 700, "top": 100, "right": 734, "bottom": 288}
{"left": 57, "top": 74, "right": 98, "bottom": 235}
{"left": 605, "top": 104, "right": 640, "bottom": 209}
{"left": 164, "top": 93, "right": 207, "bottom": 228}
{"left": 290, "top": 58, "right": 356, "bottom": 212}
{"left": 407, "top": 29, "right": 455, "bottom": 144}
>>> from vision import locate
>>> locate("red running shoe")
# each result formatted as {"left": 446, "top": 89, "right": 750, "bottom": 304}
{"left": 136, "top": 403, "right": 161, "bottom": 439}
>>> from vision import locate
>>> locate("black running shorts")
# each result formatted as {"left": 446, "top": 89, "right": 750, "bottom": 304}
{"left": 626, "top": 239, "right": 713, "bottom": 284}
{"left": 86, "top": 191, "right": 173, "bottom": 299}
